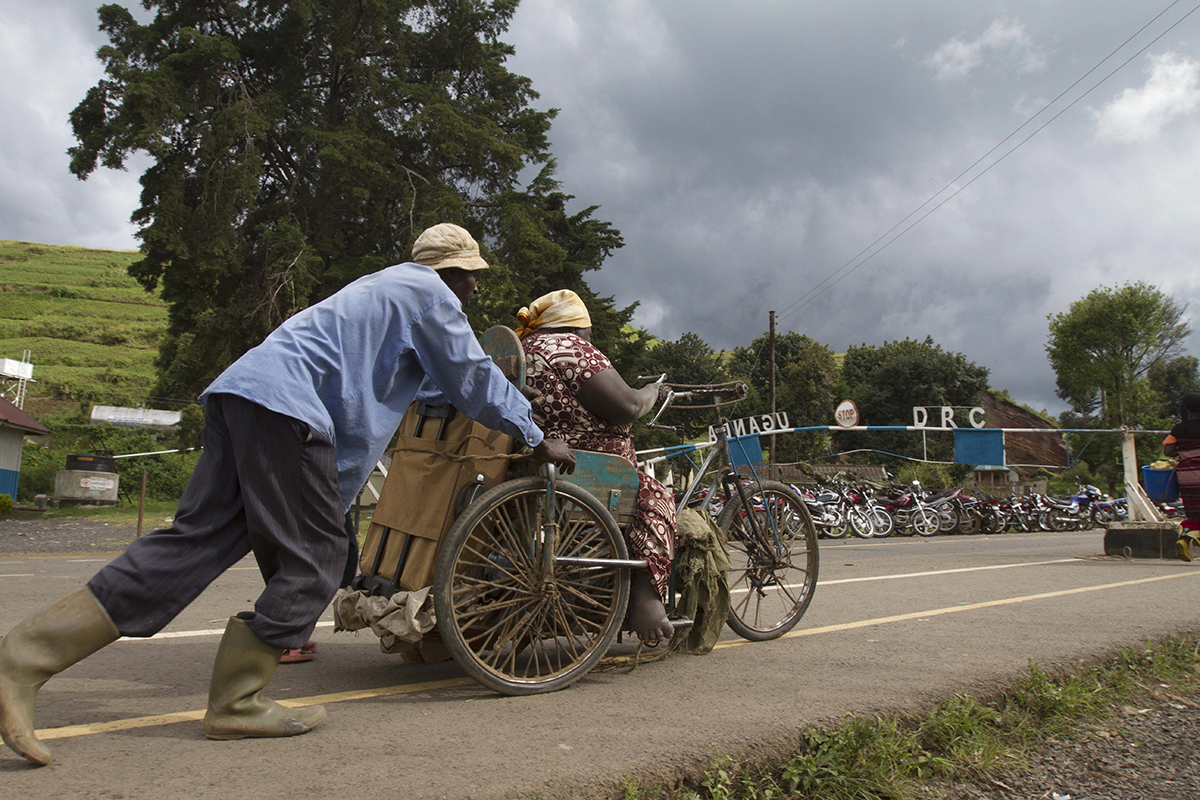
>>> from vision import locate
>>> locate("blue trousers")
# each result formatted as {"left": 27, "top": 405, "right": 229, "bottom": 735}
{"left": 88, "top": 394, "right": 349, "bottom": 650}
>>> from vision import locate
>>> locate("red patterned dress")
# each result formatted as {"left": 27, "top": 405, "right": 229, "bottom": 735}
{"left": 522, "top": 332, "right": 676, "bottom": 600}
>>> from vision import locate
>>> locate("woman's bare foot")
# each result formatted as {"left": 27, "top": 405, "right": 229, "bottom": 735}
{"left": 629, "top": 570, "right": 673, "bottom": 642}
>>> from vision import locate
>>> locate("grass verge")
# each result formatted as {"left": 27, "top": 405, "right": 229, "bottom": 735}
{"left": 619, "top": 635, "right": 1200, "bottom": 800}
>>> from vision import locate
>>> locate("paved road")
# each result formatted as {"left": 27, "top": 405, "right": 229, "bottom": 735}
{"left": 2, "top": 530, "right": 1198, "bottom": 799}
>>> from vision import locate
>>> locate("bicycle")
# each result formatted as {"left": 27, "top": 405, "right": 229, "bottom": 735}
{"left": 649, "top": 382, "right": 820, "bottom": 641}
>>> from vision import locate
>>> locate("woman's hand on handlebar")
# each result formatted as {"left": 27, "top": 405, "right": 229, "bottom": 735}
{"left": 533, "top": 437, "right": 576, "bottom": 474}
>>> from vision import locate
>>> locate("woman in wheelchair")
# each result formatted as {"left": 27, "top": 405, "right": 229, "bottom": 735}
{"left": 516, "top": 290, "right": 675, "bottom": 642}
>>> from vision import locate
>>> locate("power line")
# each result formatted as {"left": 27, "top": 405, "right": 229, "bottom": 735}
{"left": 778, "top": 0, "right": 1199, "bottom": 323}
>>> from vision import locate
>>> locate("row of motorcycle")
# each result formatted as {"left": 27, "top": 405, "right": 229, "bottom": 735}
{"left": 788, "top": 478, "right": 1130, "bottom": 539}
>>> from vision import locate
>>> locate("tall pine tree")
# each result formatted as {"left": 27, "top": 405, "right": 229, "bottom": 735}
{"left": 69, "top": 0, "right": 637, "bottom": 401}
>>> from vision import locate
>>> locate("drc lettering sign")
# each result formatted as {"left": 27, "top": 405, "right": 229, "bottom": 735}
{"left": 912, "top": 406, "right": 986, "bottom": 429}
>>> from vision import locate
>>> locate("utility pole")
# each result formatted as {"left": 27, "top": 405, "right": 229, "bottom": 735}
{"left": 768, "top": 310, "right": 776, "bottom": 464}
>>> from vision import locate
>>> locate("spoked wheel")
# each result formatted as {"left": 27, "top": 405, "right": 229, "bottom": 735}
{"left": 958, "top": 511, "right": 982, "bottom": 535}
{"left": 433, "top": 477, "right": 630, "bottom": 696}
{"left": 717, "top": 480, "right": 819, "bottom": 641}
{"left": 911, "top": 507, "right": 941, "bottom": 537}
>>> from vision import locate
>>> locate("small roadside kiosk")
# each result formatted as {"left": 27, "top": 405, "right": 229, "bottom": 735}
{"left": 0, "top": 396, "right": 51, "bottom": 500}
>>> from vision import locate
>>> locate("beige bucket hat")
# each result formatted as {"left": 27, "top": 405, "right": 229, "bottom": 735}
{"left": 411, "top": 223, "right": 490, "bottom": 271}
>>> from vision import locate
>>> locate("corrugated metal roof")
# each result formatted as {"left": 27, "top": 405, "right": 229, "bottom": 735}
{"left": 0, "top": 396, "right": 50, "bottom": 435}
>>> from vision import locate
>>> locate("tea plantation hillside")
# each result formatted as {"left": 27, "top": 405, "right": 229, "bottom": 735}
{"left": 0, "top": 241, "right": 208, "bottom": 503}
{"left": 0, "top": 240, "right": 167, "bottom": 423}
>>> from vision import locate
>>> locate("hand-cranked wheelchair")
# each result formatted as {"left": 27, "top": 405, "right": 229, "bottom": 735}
{"left": 345, "top": 326, "right": 819, "bottom": 694}
{"left": 406, "top": 327, "right": 821, "bottom": 696}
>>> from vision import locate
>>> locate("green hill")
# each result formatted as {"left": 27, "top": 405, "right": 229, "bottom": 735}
{"left": 0, "top": 240, "right": 167, "bottom": 425}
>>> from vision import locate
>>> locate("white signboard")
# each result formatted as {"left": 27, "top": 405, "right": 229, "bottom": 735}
{"left": 834, "top": 399, "right": 859, "bottom": 428}
{"left": 0, "top": 358, "right": 32, "bottom": 380}
{"left": 79, "top": 477, "right": 115, "bottom": 491}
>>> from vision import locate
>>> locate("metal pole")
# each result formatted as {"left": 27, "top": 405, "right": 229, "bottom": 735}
{"left": 1121, "top": 428, "right": 1162, "bottom": 522}
{"left": 768, "top": 310, "right": 776, "bottom": 464}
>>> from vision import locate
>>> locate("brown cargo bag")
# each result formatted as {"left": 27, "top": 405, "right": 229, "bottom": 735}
{"left": 359, "top": 401, "right": 514, "bottom": 593}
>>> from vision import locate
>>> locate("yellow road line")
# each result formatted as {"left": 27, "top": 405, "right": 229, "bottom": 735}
{"left": 117, "top": 620, "right": 335, "bottom": 642}
{"left": 36, "top": 571, "right": 1200, "bottom": 741}
{"left": 38, "top": 678, "right": 474, "bottom": 741}
{"left": 717, "top": 570, "right": 1200, "bottom": 649}
{"left": 0, "top": 574, "right": 34, "bottom": 578}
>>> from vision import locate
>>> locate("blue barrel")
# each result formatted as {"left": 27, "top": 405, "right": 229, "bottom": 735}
{"left": 1142, "top": 467, "right": 1179, "bottom": 502}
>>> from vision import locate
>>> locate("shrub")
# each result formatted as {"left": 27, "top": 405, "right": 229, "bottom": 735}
{"left": 19, "top": 427, "right": 198, "bottom": 503}
{"left": 895, "top": 462, "right": 957, "bottom": 491}
{"left": 0, "top": 494, "right": 12, "bottom": 516}
{"left": 18, "top": 442, "right": 63, "bottom": 502}
{"left": 115, "top": 453, "right": 193, "bottom": 501}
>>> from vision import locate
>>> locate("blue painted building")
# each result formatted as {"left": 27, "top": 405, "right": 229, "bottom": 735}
{"left": 0, "top": 397, "right": 50, "bottom": 500}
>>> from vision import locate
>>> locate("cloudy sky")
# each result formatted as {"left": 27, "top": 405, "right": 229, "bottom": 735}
{"left": 4, "top": 1, "right": 1200, "bottom": 416}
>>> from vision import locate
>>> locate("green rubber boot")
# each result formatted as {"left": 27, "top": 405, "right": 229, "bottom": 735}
{"left": 0, "top": 588, "right": 120, "bottom": 766}
{"left": 203, "top": 618, "right": 326, "bottom": 740}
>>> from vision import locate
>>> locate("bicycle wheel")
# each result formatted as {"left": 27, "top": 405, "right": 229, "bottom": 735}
{"left": 911, "top": 507, "right": 940, "bottom": 537}
{"left": 433, "top": 477, "right": 629, "bottom": 696}
{"left": 717, "top": 480, "right": 819, "bottom": 641}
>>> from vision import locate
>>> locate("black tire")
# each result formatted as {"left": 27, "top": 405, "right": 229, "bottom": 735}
{"left": 958, "top": 511, "right": 982, "bottom": 536}
{"left": 870, "top": 507, "right": 894, "bottom": 538}
{"left": 822, "top": 507, "right": 850, "bottom": 539}
{"left": 717, "top": 480, "right": 819, "bottom": 641}
{"left": 934, "top": 503, "right": 959, "bottom": 534}
{"left": 433, "top": 477, "right": 629, "bottom": 696}
{"left": 847, "top": 507, "right": 874, "bottom": 538}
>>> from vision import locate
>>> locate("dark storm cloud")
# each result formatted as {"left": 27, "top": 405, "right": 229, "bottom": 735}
{"left": 3, "top": 1, "right": 1200, "bottom": 415}
{"left": 505, "top": 0, "right": 1200, "bottom": 413}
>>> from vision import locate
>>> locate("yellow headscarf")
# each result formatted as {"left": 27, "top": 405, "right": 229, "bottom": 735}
{"left": 515, "top": 289, "right": 592, "bottom": 339}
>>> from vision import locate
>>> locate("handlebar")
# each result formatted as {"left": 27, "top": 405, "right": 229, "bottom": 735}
{"left": 645, "top": 381, "right": 748, "bottom": 428}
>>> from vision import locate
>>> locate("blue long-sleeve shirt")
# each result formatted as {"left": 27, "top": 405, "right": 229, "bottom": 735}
{"left": 200, "top": 262, "right": 543, "bottom": 509}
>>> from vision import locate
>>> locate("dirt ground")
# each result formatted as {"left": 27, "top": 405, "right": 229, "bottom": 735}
{"left": 0, "top": 514, "right": 137, "bottom": 557}
{"left": 2, "top": 515, "right": 1199, "bottom": 799}
{"left": 937, "top": 695, "right": 1200, "bottom": 800}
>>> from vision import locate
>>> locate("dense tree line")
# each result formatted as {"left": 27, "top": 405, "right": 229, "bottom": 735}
{"left": 632, "top": 330, "right": 989, "bottom": 467}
